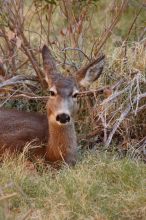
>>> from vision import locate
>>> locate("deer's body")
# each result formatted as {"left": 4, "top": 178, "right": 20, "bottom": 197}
{"left": 0, "top": 45, "right": 105, "bottom": 165}
{"left": 0, "top": 108, "right": 77, "bottom": 164}
{"left": 0, "top": 108, "right": 48, "bottom": 152}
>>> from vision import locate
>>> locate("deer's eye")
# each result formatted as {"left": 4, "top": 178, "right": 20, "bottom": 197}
{"left": 49, "top": 90, "right": 56, "bottom": 97}
{"left": 72, "top": 93, "right": 79, "bottom": 98}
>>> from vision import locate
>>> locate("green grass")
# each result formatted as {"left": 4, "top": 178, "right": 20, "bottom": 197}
{"left": 0, "top": 152, "right": 146, "bottom": 220}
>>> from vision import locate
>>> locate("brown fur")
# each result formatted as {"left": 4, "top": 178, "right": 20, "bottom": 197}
{"left": 0, "top": 108, "right": 48, "bottom": 153}
{"left": 0, "top": 108, "right": 77, "bottom": 165}
{"left": 46, "top": 117, "right": 77, "bottom": 164}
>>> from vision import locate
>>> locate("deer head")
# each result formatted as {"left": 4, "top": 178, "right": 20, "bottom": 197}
{"left": 42, "top": 45, "right": 105, "bottom": 125}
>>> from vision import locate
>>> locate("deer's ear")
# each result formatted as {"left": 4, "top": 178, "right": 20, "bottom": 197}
{"left": 42, "top": 45, "right": 57, "bottom": 87}
{"left": 75, "top": 55, "right": 105, "bottom": 87}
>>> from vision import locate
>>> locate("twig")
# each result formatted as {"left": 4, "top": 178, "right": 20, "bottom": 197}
{"left": 124, "top": 7, "right": 142, "bottom": 43}
{"left": 7, "top": 93, "right": 48, "bottom": 100}
{"left": 0, "top": 75, "right": 37, "bottom": 88}
{"left": 0, "top": 88, "right": 21, "bottom": 107}
{"left": 105, "top": 104, "right": 131, "bottom": 148}
{"left": 101, "top": 86, "right": 130, "bottom": 105}
{"left": 0, "top": 193, "right": 17, "bottom": 202}
{"left": 79, "top": 87, "right": 109, "bottom": 97}
{"left": 94, "top": 0, "right": 128, "bottom": 56}
{"left": 62, "top": 47, "right": 90, "bottom": 61}
{"left": 136, "top": 104, "right": 146, "bottom": 113}
{"left": 105, "top": 92, "right": 146, "bottom": 148}
{"left": 124, "top": 7, "right": 142, "bottom": 57}
{"left": 130, "top": 0, "right": 146, "bottom": 9}
{"left": 21, "top": 209, "right": 33, "bottom": 220}
{"left": 15, "top": 58, "right": 29, "bottom": 71}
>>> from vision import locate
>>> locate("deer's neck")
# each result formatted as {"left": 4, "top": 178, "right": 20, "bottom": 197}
{"left": 45, "top": 119, "right": 77, "bottom": 165}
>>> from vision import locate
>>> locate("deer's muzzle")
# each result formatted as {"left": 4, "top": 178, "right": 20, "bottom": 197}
{"left": 56, "top": 113, "right": 70, "bottom": 124}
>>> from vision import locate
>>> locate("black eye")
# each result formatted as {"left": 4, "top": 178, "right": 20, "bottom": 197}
{"left": 72, "top": 93, "right": 79, "bottom": 98}
{"left": 49, "top": 90, "right": 56, "bottom": 97}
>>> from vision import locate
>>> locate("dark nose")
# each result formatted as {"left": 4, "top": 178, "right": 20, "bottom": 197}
{"left": 56, "top": 113, "right": 70, "bottom": 124}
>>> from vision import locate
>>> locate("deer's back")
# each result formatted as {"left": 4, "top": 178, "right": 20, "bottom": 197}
{"left": 0, "top": 108, "right": 48, "bottom": 153}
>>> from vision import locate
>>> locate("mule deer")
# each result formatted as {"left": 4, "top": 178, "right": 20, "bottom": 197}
{"left": 0, "top": 45, "right": 105, "bottom": 165}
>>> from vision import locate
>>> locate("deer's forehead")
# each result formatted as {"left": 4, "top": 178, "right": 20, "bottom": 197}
{"left": 53, "top": 77, "right": 78, "bottom": 96}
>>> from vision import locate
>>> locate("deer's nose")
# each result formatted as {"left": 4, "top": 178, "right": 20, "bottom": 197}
{"left": 56, "top": 113, "right": 70, "bottom": 124}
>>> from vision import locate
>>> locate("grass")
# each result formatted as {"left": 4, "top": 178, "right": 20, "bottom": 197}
{"left": 0, "top": 152, "right": 146, "bottom": 220}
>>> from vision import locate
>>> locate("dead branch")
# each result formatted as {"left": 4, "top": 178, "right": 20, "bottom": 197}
{"left": 124, "top": 7, "right": 142, "bottom": 57}
{"left": 136, "top": 104, "right": 146, "bottom": 113}
{"left": 101, "top": 86, "right": 130, "bottom": 105}
{"left": 105, "top": 104, "right": 131, "bottom": 148}
{"left": 0, "top": 193, "right": 17, "bottom": 202}
{"left": 0, "top": 0, "right": 45, "bottom": 87}
{"left": 94, "top": 0, "right": 128, "bottom": 56}
{"left": 105, "top": 92, "right": 146, "bottom": 148}
{"left": 79, "top": 87, "right": 110, "bottom": 97}
{"left": 21, "top": 209, "right": 33, "bottom": 220}
{"left": 62, "top": 47, "right": 91, "bottom": 61}
{"left": 0, "top": 75, "right": 37, "bottom": 88}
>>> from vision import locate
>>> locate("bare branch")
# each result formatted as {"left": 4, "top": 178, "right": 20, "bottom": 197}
{"left": 0, "top": 75, "right": 37, "bottom": 88}
{"left": 94, "top": 0, "right": 128, "bottom": 56}
{"left": 62, "top": 47, "right": 90, "bottom": 61}
{"left": 105, "top": 92, "right": 146, "bottom": 148}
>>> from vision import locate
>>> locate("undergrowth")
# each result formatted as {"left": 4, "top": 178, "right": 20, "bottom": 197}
{"left": 0, "top": 152, "right": 146, "bottom": 220}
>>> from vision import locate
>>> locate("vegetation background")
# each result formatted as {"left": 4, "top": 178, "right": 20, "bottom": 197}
{"left": 0, "top": 0, "right": 146, "bottom": 219}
